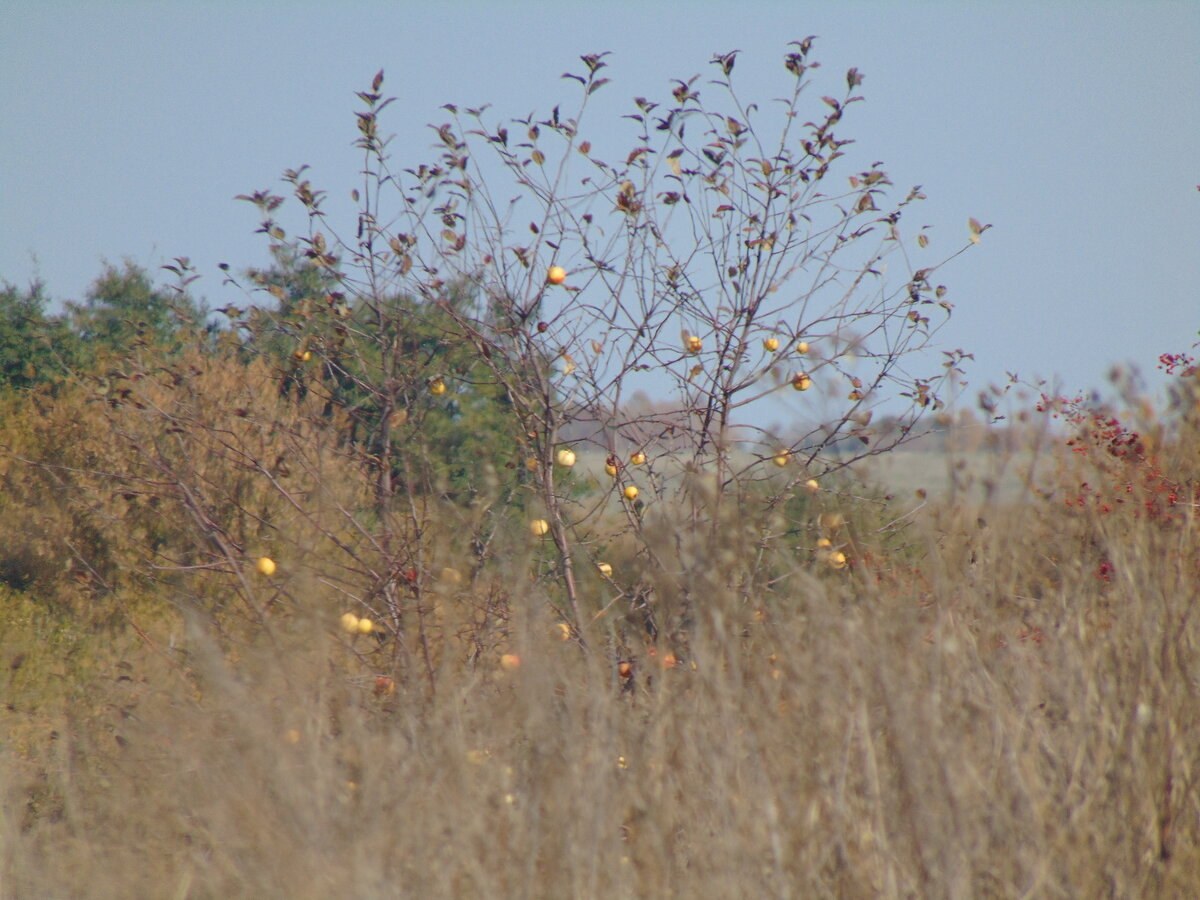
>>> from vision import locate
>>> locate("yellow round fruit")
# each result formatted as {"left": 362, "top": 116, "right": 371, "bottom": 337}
{"left": 684, "top": 334, "right": 703, "bottom": 354}
{"left": 772, "top": 451, "right": 790, "bottom": 467}
{"left": 555, "top": 448, "right": 577, "bottom": 468}
{"left": 256, "top": 556, "right": 277, "bottom": 576}
{"left": 763, "top": 337, "right": 779, "bottom": 352}
{"left": 525, "top": 456, "right": 539, "bottom": 472}
{"left": 796, "top": 341, "right": 810, "bottom": 354}
{"left": 623, "top": 485, "right": 639, "bottom": 501}
{"left": 819, "top": 512, "right": 845, "bottom": 530}
{"left": 597, "top": 562, "right": 614, "bottom": 578}
{"left": 829, "top": 551, "right": 847, "bottom": 570}
{"left": 630, "top": 451, "right": 647, "bottom": 466}
{"left": 556, "top": 622, "right": 572, "bottom": 641}
{"left": 357, "top": 617, "right": 374, "bottom": 635}
{"left": 604, "top": 462, "right": 619, "bottom": 477}
{"left": 547, "top": 265, "right": 567, "bottom": 285}
{"left": 804, "top": 478, "right": 820, "bottom": 492}
{"left": 530, "top": 518, "right": 551, "bottom": 537}
{"left": 340, "top": 612, "right": 360, "bottom": 633}
{"left": 429, "top": 377, "right": 447, "bottom": 396}
{"left": 500, "top": 653, "right": 522, "bottom": 671}
{"left": 792, "top": 373, "right": 812, "bottom": 392}
{"left": 816, "top": 537, "right": 832, "bottom": 548}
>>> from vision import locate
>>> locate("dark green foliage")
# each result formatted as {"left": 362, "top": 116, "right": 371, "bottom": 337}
{"left": 0, "top": 281, "right": 78, "bottom": 389}
{"left": 67, "top": 260, "right": 206, "bottom": 366}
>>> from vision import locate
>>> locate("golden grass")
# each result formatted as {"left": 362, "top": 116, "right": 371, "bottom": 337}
{"left": 3, "top": 480, "right": 1199, "bottom": 898}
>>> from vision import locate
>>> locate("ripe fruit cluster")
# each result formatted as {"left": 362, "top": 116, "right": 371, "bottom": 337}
{"left": 340, "top": 612, "right": 376, "bottom": 634}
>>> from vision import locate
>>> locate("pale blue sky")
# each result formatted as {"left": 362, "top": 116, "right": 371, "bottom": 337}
{"left": 2, "top": 1, "right": 1197, "bottom": 410}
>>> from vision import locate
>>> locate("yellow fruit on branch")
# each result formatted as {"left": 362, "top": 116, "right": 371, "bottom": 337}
{"left": 597, "top": 562, "right": 614, "bottom": 578}
{"left": 623, "top": 485, "right": 639, "bottom": 501}
{"left": 819, "top": 512, "right": 846, "bottom": 530}
{"left": 792, "top": 373, "right": 812, "bottom": 392}
{"left": 605, "top": 462, "right": 619, "bottom": 477}
{"left": 828, "top": 551, "right": 847, "bottom": 570}
{"left": 340, "top": 612, "right": 361, "bottom": 633}
{"left": 530, "top": 518, "right": 551, "bottom": 536}
{"left": 256, "top": 556, "right": 277, "bottom": 576}
{"left": 547, "top": 265, "right": 567, "bottom": 285}
{"left": 763, "top": 337, "right": 780, "bottom": 352}
{"left": 429, "top": 377, "right": 447, "bottom": 396}
{"left": 804, "top": 478, "right": 820, "bottom": 492}
{"left": 357, "top": 617, "right": 374, "bottom": 635}
{"left": 796, "top": 341, "right": 809, "bottom": 354}
{"left": 629, "top": 451, "right": 647, "bottom": 466}
{"left": 684, "top": 334, "right": 703, "bottom": 354}
{"left": 555, "top": 448, "right": 577, "bottom": 468}
{"left": 772, "top": 450, "right": 790, "bottom": 467}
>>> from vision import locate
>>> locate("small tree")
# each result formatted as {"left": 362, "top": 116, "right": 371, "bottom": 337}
{"left": 92, "top": 40, "right": 980, "bottom": 678}
{"left": 244, "top": 42, "right": 979, "bottom": 641}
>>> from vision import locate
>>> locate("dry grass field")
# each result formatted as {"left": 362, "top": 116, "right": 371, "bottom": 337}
{"left": 3, "top": 406, "right": 1198, "bottom": 899}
